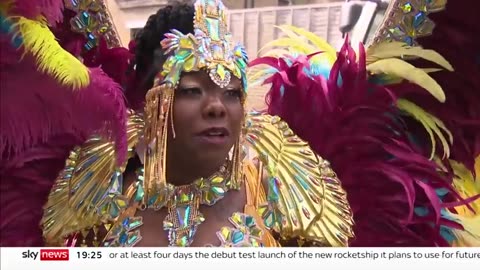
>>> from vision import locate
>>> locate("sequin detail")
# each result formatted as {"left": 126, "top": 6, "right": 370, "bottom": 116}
{"left": 159, "top": 0, "right": 248, "bottom": 90}
{"left": 216, "top": 212, "right": 264, "bottom": 247}
{"left": 372, "top": 0, "right": 446, "bottom": 46}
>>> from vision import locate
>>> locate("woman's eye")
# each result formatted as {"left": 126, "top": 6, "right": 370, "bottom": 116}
{"left": 178, "top": 87, "right": 202, "bottom": 95}
{"left": 225, "top": 89, "right": 242, "bottom": 99}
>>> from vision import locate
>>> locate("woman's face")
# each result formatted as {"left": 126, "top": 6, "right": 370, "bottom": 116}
{"left": 166, "top": 71, "right": 244, "bottom": 175}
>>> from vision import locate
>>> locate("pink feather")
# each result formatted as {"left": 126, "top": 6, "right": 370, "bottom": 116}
{"left": 0, "top": 31, "right": 128, "bottom": 246}
{"left": 0, "top": 136, "right": 78, "bottom": 246}
{"left": 11, "top": 0, "right": 65, "bottom": 24}
{"left": 0, "top": 34, "right": 128, "bottom": 165}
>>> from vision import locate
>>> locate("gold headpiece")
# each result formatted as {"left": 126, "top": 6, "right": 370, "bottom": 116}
{"left": 159, "top": 0, "right": 248, "bottom": 90}
{"left": 142, "top": 0, "right": 247, "bottom": 210}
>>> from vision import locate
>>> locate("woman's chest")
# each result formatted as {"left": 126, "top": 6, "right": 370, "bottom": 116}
{"left": 107, "top": 189, "right": 263, "bottom": 247}
{"left": 137, "top": 208, "right": 237, "bottom": 247}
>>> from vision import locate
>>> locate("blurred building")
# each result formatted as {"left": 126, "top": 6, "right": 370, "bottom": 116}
{"left": 106, "top": 0, "right": 385, "bottom": 108}
{"left": 108, "top": 0, "right": 350, "bottom": 45}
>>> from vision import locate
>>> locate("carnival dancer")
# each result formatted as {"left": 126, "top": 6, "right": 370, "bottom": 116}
{"left": 1, "top": 0, "right": 353, "bottom": 247}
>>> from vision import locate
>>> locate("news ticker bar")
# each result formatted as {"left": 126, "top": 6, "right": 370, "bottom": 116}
{"left": 1, "top": 247, "right": 479, "bottom": 270}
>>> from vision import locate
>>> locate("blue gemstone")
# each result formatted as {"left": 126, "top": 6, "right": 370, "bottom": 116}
{"left": 148, "top": 194, "right": 159, "bottom": 206}
{"left": 122, "top": 218, "right": 130, "bottom": 227}
{"left": 71, "top": 0, "right": 80, "bottom": 8}
{"left": 119, "top": 232, "right": 128, "bottom": 244}
{"left": 413, "top": 12, "right": 426, "bottom": 28}
{"left": 245, "top": 216, "right": 255, "bottom": 227}
{"left": 404, "top": 36, "right": 414, "bottom": 46}
{"left": 81, "top": 11, "right": 90, "bottom": 24}
{"left": 232, "top": 231, "right": 244, "bottom": 244}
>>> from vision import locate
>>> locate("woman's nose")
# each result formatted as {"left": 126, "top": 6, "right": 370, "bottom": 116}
{"left": 203, "top": 95, "right": 226, "bottom": 119}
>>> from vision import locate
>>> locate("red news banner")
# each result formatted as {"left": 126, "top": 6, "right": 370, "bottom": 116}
{"left": 22, "top": 249, "right": 69, "bottom": 261}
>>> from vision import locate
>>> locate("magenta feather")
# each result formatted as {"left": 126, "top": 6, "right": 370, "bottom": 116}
{"left": 393, "top": 0, "right": 480, "bottom": 172}
{"left": 0, "top": 31, "right": 128, "bottom": 246}
{"left": 251, "top": 36, "right": 468, "bottom": 246}
{"left": 11, "top": 0, "right": 65, "bottom": 25}
{"left": 83, "top": 37, "right": 135, "bottom": 87}
{"left": 0, "top": 34, "right": 128, "bottom": 165}
{"left": 0, "top": 136, "right": 79, "bottom": 246}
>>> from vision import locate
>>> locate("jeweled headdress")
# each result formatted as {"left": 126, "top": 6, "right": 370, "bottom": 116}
{"left": 142, "top": 0, "right": 248, "bottom": 210}
{"left": 159, "top": 0, "right": 248, "bottom": 90}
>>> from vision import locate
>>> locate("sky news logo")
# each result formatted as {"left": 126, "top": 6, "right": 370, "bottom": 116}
{"left": 22, "top": 249, "right": 69, "bottom": 261}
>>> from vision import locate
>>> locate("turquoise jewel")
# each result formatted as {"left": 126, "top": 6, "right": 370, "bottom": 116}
{"left": 232, "top": 230, "right": 244, "bottom": 244}
{"left": 267, "top": 177, "right": 279, "bottom": 202}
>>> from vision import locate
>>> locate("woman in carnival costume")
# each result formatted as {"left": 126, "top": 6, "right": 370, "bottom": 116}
{"left": 0, "top": 0, "right": 478, "bottom": 247}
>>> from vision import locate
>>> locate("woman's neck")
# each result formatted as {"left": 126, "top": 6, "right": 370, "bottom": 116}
{"left": 166, "top": 158, "right": 225, "bottom": 186}
{"left": 135, "top": 138, "right": 227, "bottom": 186}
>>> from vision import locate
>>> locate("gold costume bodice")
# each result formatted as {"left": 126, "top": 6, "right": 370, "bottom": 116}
{"left": 41, "top": 112, "right": 354, "bottom": 247}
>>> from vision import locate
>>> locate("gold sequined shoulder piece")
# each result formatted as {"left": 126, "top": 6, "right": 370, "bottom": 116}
{"left": 243, "top": 113, "right": 355, "bottom": 246}
{"left": 41, "top": 111, "right": 144, "bottom": 245}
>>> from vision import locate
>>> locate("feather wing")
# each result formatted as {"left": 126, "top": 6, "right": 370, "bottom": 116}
{"left": 250, "top": 30, "right": 469, "bottom": 246}
{"left": 41, "top": 112, "right": 144, "bottom": 245}
{"left": 244, "top": 114, "right": 354, "bottom": 247}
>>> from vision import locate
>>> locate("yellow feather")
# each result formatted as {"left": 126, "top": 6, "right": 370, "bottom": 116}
{"left": 14, "top": 17, "right": 90, "bottom": 89}
{"left": 280, "top": 25, "right": 337, "bottom": 62}
{"left": 422, "top": 68, "right": 443, "bottom": 73}
{"left": 449, "top": 159, "right": 480, "bottom": 215}
{"left": 476, "top": 155, "right": 480, "bottom": 181}
{"left": 447, "top": 157, "right": 480, "bottom": 247}
{"left": 259, "top": 37, "right": 315, "bottom": 55}
{"left": 258, "top": 25, "right": 337, "bottom": 65}
{"left": 450, "top": 215, "right": 480, "bottom": 247}
{"left": 366, "top": 41, "right": 453, "bottom": 71}
{"left": 273, "top": 25, "right": 303, "bottom": 42}
{"left": 259, "top": 48, "right": 291, "bottom": 58}
{"left": 248, "top": 70, "right": 268, "bottom": 84}
{"left": 397, "top": 99, "right": 452, "bottom": 159}
{"left": 367, "top": 58, "right": 446, "bottom": 102}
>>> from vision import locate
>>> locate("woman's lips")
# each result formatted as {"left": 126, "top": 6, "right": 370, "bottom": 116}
{"left": 195, "top": 127, "right": 230, "bottom": 146}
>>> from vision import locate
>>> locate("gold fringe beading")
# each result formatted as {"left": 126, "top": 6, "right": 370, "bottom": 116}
{"left": 143, "top": 84, "right": 175, "bottom": 210}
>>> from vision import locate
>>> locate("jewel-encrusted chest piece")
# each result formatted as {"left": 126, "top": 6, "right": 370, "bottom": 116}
{"left": 163, "top": 186, "right": 205, "bottom": 247}
{"left": 217, "top": 212, "right": 264, "bottom": 247}
{"left": 103, "top": 216, "right": 143, "bottom": 247}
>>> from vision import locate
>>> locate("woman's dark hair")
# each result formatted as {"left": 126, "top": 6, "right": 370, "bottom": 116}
{"left": 126, "top": 1, "right": 195, "bottom": 110}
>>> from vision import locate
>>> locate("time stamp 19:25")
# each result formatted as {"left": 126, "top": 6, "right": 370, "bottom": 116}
{"left": 21, "top": 249, "right": 102, "bottom": 261}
